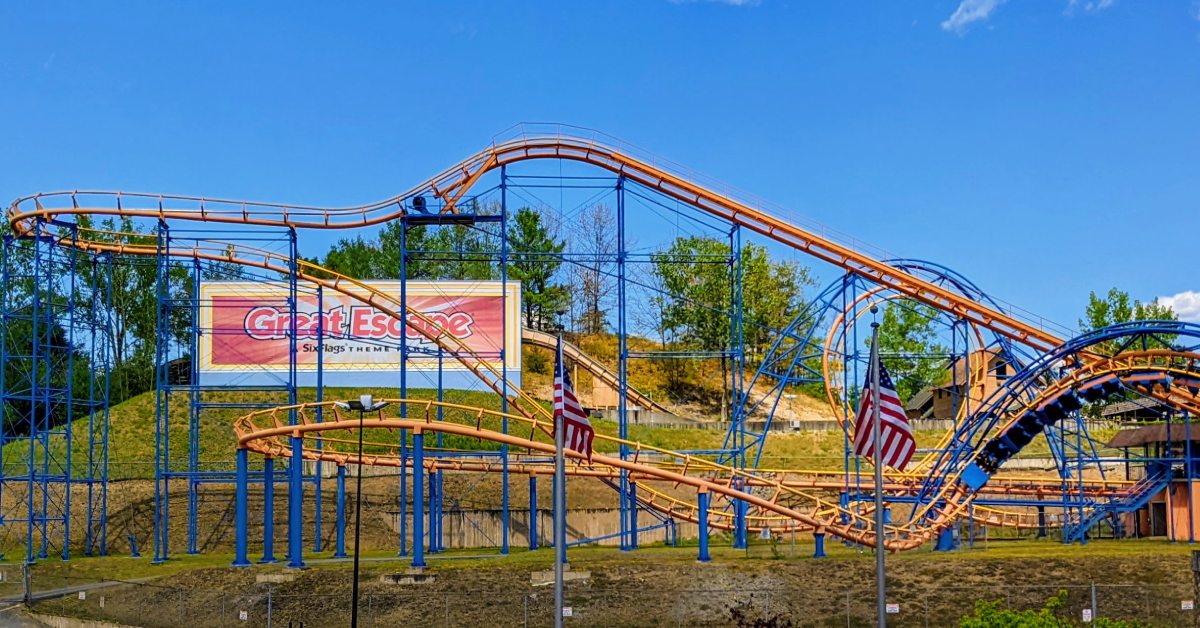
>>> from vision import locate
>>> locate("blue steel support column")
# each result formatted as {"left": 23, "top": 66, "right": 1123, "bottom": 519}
{"left": 732, "top": 479, "right": 747, "bottom": 550}
{"left": 84, "top": 256, "right": 99, "bottom": 556}
{"left": 62, "top": 228, "right": 78, "bottom": 561}
{"left": 28, "top": 227, "right": 42, "bottom": 562}
{"left": 529, "top": 475, "right": 538, "bottom": 550}
{"left": 233, "top": 449, "right": 250, "bottom": 567}
{"left": 439, "top": 472, "right": 446, "bottom": 552}
{"left": 500, "top": 165, "right": 511, "bottom": 555}
{"left": 1077, "top": 420, "right": 1087, "bottom": 545}
{"left": 730, "top": 223, "right": 745, "bottom": 465}
{"left": 0, "top": 236, "right": 14, "bottom": 561}
{"left": 697, "top": 491, "right": 711, "bottom": 562}
{"left": 617, "top": 175, "right": 631, "bottom": 551}
{"left": 427, "top": 468, "right": 437, "bottom": 554}
{"left": 260, "top": 456, "right": 277, "bottom": 563}
{"left": 729, "top": 224, "right": 748, "bottom": 550}
{"left": 287, "top": 434, "right": 305, "bottom": 568}
{"left": 313, "top": 286, "right": 325, "bottom": 553}
{"left": 187, "top": 257, "right": 201, "bottom": 555}
{"left": 0, "top": 236, "right": 8, "bottom": 561}
{"left": 935, "top": 527, "right": 955, "bottom": 552}
{"left": 435, "top": 349, "right": 445, "bottom": 554}
{"left": 334, "top": 464, "right": 347, "bottom": 558}
{"left": 813, "top": 531, "right": 826, "bottom": 558}
{"left": 286, "top": 228, "right": 305, "bottom": 569}
{"left": 399, "top": 215, "right": 409, "bottom": 556}
{"left": 967, "top": 504, "right": 975, "bottom": 548}
{"left": 98, "top": 254, "right": 113, "bottom": 556}
{"left": 152, "top": 220, "right": 171, "bottom": 563}
{"left": 1060, "top": 426, "right": 1070, "bottom": 544}
{"left": 629, "top": 481, "right": 638, "bottom": 549}
{"left": 399, "top": 429, "right": 408, "bottom": 556}
{"left": 412, "top": 430, "right": 426, "bottom": 569}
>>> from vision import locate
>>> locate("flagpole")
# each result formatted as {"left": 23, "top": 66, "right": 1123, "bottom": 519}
{"left": 870, "top": 314, "right": 887, "bottom": 627}
{"left": 554, "top": 332, "right": 566, "bottom": 628}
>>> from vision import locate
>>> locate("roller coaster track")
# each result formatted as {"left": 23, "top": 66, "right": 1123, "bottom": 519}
{"left": 10, "top": 126, "right": 1198, "bottom": 548}
{"left": 520, "top": 327, "right": 672, "bottom": 415}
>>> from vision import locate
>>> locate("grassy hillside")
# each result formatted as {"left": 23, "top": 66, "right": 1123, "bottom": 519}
{"left": 4, "top": 381, "right": 1092, "bottom": 480}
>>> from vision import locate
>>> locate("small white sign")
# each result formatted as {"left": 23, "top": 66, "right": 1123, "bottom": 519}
{"left": 885, "top": 603, "right": 900, "bottom": 614}
{"left": 562, "top": 607, "right": 573, "bottom": 617}
{"left": 100, "top": 596, "right": 105, "bottom": 609}
{"left": 239, "top": 610, "right": 249, "bottom": 621}
{"left": 1184, "top": 600, "right": 1195, "bottom": 611}
{"left": 77, "top": 591, "right": 86, "bottom": 601}
{"left": 1082, "top": 608, "right": 1093, "bottom": 622}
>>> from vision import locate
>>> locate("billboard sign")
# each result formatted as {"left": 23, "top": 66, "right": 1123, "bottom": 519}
{"left": 198, "top": 280, "right": 520, "bottom": 389}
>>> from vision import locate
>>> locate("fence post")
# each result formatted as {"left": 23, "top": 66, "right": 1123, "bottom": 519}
{"left": 21, "top": 563, "right": 31, "bottom": 605}
{"left": 845, "top": 589, "right": 851, "bottom": 628}
{"left": 523, "top": 594, "right": 528, "bottom": 628}
{"left": 267, "top": 588, "right": 273, "bottom": 628}
{"left": 1091, "top": 581, "right": 1097, "bottom": 622}
{"left": 444, "top": 592, "right": 450, "bottom": 626}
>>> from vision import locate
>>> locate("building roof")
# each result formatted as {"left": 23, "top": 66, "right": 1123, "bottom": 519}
{"left": 905, "top": 388, "right": 933, "bottom": 412}
{"left": 1107, "top": 424, "right": 1200, "bottom": 448}
{"left": 1100, "top": 398, "right": 1167, "bottom": 418}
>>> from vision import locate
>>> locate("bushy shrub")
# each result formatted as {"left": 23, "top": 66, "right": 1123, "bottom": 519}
{"left": 960, "top": 590, "right": 1149, "bottom": 627}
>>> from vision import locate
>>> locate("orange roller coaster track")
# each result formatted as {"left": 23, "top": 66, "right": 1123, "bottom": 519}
{"left": 8, "top": 125, "right": 1195, "bottom": 552}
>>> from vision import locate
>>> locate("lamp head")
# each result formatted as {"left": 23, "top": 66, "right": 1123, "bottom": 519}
{"left": 334, "top": 396, "right": 390, "bottom": 412}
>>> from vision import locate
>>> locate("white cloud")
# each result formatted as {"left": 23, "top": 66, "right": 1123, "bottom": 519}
{"left": 1158, "top": 290, "right": 1200, "bottom": 322}
{"left": 1066, "top": 0, "right": 1116, "bottom": 14}
{"left": 941, "top": 0, "right": 1008, "bottom": 34}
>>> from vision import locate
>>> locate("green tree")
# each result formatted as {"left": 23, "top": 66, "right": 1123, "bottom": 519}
{"left": 74, "top": 216, "right": 195, "bottom": 402}
{"left": 1079, "top": 287, "right": 1177, "bottom": 354}
{"left": 320, "top": 208, "right": 500, "bottom": 282}
{"left": 1080, "top": 287, "right": 1176, "bottom": 332}
{"left": 652, "top": 236, "right": 812, "bottom": 357}
{"left": 651, "top": 236, "right": 814, "bottom": 415}
{"left": 873, "top": 299, "right": 949, "bottom": 401}
{"left": 507, "top": 207, "right": 567, "bottom": 330}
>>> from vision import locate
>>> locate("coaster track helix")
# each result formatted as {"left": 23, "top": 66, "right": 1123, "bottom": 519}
{"left": 8, "top": 125, "right": 1200, "bottom": 551}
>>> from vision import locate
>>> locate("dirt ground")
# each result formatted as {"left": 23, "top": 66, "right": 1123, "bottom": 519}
{"left": 17, "top": 538, "right": 1197, "bottom": 627}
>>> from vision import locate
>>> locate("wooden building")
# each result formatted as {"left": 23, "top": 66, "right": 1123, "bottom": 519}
{"left": 1107, "top": 424, "right": 1200, "bottom": 541}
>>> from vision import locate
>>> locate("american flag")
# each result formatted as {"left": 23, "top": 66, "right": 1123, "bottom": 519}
{"left": 554, "top": 336, "right": 595, "bottom": 463}
{"left": 851, "top": 360, "right": 915, "bottom": 471}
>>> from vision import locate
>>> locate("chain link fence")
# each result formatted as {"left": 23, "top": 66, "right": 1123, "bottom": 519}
{"left": 9, "top": 569, "right": 1198, "bottom": 627}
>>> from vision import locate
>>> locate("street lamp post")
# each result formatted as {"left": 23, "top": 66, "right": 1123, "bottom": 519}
{"left": 334, "top": 395, "right": 390, "bottom": 628}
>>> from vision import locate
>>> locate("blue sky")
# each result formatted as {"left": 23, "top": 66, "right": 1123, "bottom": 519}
{"left": 2, "top": 1, "right": 1198, "bottom": 328}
